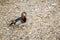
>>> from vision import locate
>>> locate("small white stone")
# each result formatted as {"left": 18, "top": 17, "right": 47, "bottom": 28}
{"left": 51, "top": 3, "right": 57, "bottom": 6}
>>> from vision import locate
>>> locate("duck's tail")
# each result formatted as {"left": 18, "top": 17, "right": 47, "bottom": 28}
{"left": 9, "top": 22, "right": 15, "bottom": 26}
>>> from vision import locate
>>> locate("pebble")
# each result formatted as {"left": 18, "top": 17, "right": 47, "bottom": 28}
{"left": 0, "top": 0, "right": 60, "bottom": 40}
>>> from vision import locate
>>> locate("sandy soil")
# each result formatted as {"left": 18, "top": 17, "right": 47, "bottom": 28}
{"left": 0, "top": 0, "right": 60, "bottom": 40}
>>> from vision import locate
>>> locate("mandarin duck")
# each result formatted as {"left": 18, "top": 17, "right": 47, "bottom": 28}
{"left": 9, "top": 12, "right": 27, "bottom": 26}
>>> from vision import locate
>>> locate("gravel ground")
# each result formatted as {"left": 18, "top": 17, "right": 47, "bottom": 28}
{"left": 0, "top": 0, "right": 60, "bottom": 40}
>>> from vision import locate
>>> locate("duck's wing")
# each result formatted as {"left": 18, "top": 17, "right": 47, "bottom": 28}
{"left": 15, "top": 20, "right": 23, "bottom": 25}
{"left": 15, "top": 17, "right": 22, "bottom": 22}
{"left": 15, "top": 17, "right": 24, "bottom": 25}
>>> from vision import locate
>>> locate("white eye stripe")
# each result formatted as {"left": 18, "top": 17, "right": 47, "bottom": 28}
{"left": 22, "top": 12, "right": 27, "bottom": 16}
{"left": 23, "top": 13, "right": 26, "bottom": 16}
{"left": 23, "top": 14, "right": 26, "bottom": 16}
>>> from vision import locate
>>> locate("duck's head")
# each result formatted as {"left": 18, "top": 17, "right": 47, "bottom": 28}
{"left": 21, "top": 12, "right": 27, "bottom": 17}
{"left": 21, "top": 12, "right": 27, "bottom": 18}
{"left": 21, "top": 12, "right": 27, "bottom": 22}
